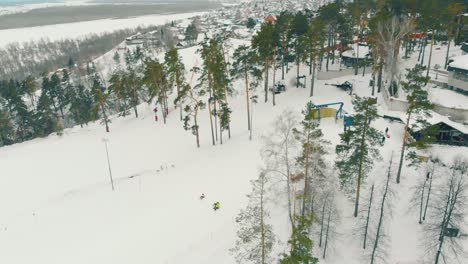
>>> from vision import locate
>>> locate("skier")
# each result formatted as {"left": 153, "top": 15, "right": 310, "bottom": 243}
{"left": 200, "top": 193, "right": 205, "bottom": 200}
{"left": 381, "top": 135, "right": 386, "bottom": 144}
{"left": 153, "top": 107, "right": 158, "bottom": 122}
{"left": 213, "top": 201, "right": 220, "bottom": 211}
{"left": 385, "top": 127, "right": 389, "bottom": 133}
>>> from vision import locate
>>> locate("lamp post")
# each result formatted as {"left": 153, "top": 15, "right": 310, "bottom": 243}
{"left": 102, "top": 138, "right": 114, "bottom": 191}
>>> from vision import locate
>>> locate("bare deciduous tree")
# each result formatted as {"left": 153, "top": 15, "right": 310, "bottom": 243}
{"left": 423, "top": 156, "right": 468, "bottom": 264}
{"left": 374, "top": 16, "right": 415, "bottom": 97}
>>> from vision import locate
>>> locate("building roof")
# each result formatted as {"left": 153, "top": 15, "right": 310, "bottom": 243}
{"left": 414, "top": 112, "right": 468, "bottom": 134}
{"left": 448, "top": 54, "right": 468, "bottom": 71}
{"left": 342, "top": 44, "right": 371, "bottom": 59}
{"left": 383, "top": 110, "right": 468, "bottom": 134}
{"left": 265, "top": 14, "right": 276, "bottom": 24}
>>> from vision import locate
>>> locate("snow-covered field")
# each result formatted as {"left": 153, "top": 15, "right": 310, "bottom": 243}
{"left": 1, "top": 35, "right": 467, "bottom": 264}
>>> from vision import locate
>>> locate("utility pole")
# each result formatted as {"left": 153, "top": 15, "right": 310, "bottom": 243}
{"left": 102, "top": 138, "right": 114, "bottom": 191}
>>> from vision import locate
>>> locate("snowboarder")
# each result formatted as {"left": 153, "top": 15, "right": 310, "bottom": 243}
{"left": 200, "top": 193, "right": 205, "bottom": 200}
{"left": 213, "top": 201, "right": 220, "bottom": 211}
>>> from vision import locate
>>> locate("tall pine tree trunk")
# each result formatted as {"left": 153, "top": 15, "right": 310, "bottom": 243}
{"left": 260, "top": 173, "right": 266, "bottom": 264}
{"left": 101, "top": 103, "right": 109, "bottom": 132}
{"left": 218, "top": 101, "right": 223, "bottom": 145}
{"left": 354, "top": 103, "right": 370, "bottom": 217}
{"left": 160, "top": 100, "right": 166, "bottom": 124}
{"left": 319, "top": 200, "right": 326, "bottom": 247}
{"left": 423, "top": 167, "right": 434, "bottom": 221}
{"left": 419, "top": 177, "right": 427, "bottom": 224}
{"left": 370, "top": 155, "right": 392, "bottom": 264}
{"left": 194, "top": 110, "right": 200, "bottom": 148}
{"left": 377, "top": 58, "right": 383, "bottom": 93}
{"left": 417, "top": 37, "right": 423, "bottom": 63}
{"left": 223, "top": 87, "right": 231, "bottom": 139}
{"left": 421, "top": 37, "right": 427, "bottom": 66}
{"left": 363, "top": 184, "right": 374, "bottom": 249}
{"left": 272, "top": 48, "right": 277, "bottom": 106}
{"left": 177, "top": 71, "right": 183, "bottom": 121}
{"left": 323, "top": 208, "right": 331, "bottom": 259}
{"left": 207, "top": 75, "right": 215, "bottom": 146}
{"left": 310, "top": 60, "right": 316, "bottom": 97}
{"left": 296, "top": 57, "right": 300, "bottom": 88}
{"left": 301, "top": 131, "right": 311, "bottom": 217}
{"left": 396, "top": 112, "right": 411, "bottom": 184}
{"left": 264, "top": 57, "right": 269, "bottom": 103}
{"left": 426, "top": 29, "right": 435, "bottom": 80}
{"left": 244, "top": 67, "right": 251, "bottom": 131}
{"left": 444, "top": 38, "right": 452, "bottom": 69}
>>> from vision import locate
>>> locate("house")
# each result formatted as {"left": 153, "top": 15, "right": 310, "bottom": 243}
{"left": 265, "top": 14, "right": 276, "bottom": 24}
{"left": 447, "top": 54, "right": 468, "bottom": 94}
{"left": 461, "top": 42, "right": 468, "bottom": 54}
{"left": 341, "top": 43, "right": 371, "bottom": 68}
{"left": 411, "top": 114, "right": 468, "bottom": 147}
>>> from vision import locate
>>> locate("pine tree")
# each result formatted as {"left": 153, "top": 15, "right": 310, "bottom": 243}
{"left": 252, "top": 22, "right": 275, "bottom": 103}
{"left": 396, "top": 65, "right": 433, "bottom": 184}
{"left": 442, "top": 3, "right": 465, "bottom": 68}
{"left": 304, "top": 18, "right": 326, "bottom": 96}
{"left": 231, "top": 171, "right": 276, "bottom": 264}
{"left": 279, "top": 215, "right": 319, "bottom": 264}
{"left": 246, "top": 18, "right": 256, "bottom": 29}
{"left": 89, "top": 68, "right": 110, "bottom": 132}
{"left": 124, "top": 69, "right": 142, "bottom": 118}
{"left": 113, "top": 51, "right": 121, "bottom": 68}
{"left": 165, "top": 48, "right": 186, "bottom": 121}
{"left": 290, "top": 11, "right": 309, "bottom": 87}
{"left": 198, "top": 38, "right": 231, "bottom": 144}
{"left": 68, "top": 84, "right": 94, "bottom": 128}
{"left": 210, "top": 38, "right": 231, "bottom": 143}
{"left": 0, "top": 101, "right": 14, "bottom": 146}
{"left": 231, "top": 45, "right": 262, "bottom": 131}
{"left": 34, "top": 91, "right": 61, "bottom": 137}
{"left": 178, "top": 81, "right": 205, "bottom": 148}
{"left": 21, "top": 75, "right": 38, "bottom": 108}
{"left": 275, "top": 11, "right": 293, "bottom": 80}
{"left": 144, "top": 59, "right": 170, "bottom": 124}
{"left": 108, "top": 72, "right": 130, "bottom": 116}
{"left": 293, "top": 102, "right": 330, "bottom": 217}
{"left": 336, "top": 96, "right": 383, "bottom": 217}
{"left": 185, "top": 22, "right": 198, "bottom": 45}
{"left": 0, "top": 79, "right": 34, "bottom": 141}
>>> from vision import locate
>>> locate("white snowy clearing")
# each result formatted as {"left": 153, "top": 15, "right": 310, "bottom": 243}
{"left": 0, "top": 38, "right": 467, "bottom": 264}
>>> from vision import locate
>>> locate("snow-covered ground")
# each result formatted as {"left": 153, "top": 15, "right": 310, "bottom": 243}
{"left": 1, "top": 34, "right": 467, "bottom": 264}
{"left": 1, "top": 1, "right": 468, "bottom": 259}
{"left": 0, "top": 11, "right": 207, "bottom": 48}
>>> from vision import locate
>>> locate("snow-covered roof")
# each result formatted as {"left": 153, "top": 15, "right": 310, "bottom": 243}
{"left": 382, "top": 110, "right": 468, "bottom": 134}
{"left": 424, "top": 112, "right": 468, "bottom": 134}
{"left": 342, "top": 44, "right": 370, "bottom": 59}
{"left": 448, "top": 54, "right": 468, "bottom": 70}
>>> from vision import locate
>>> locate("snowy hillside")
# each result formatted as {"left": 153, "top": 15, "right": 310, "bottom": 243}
{"left": 1, "top": 33, "right": 467, "bottom": 263}
{"left": 1, "top": 0, "right": 468, "bottom": 262}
